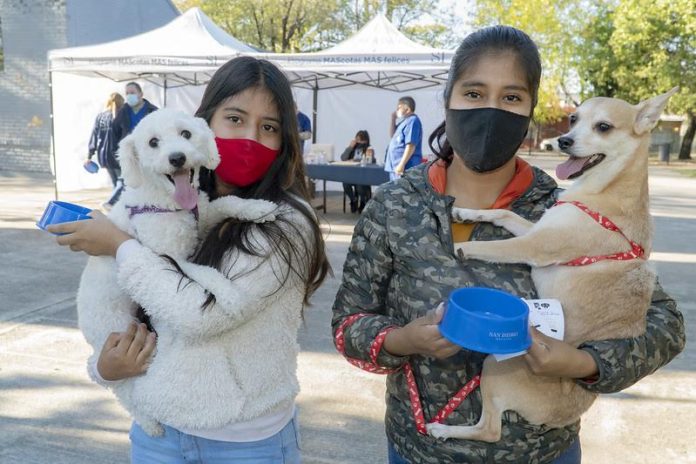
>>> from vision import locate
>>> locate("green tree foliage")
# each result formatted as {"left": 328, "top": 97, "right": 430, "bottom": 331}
{"left": 174, "top": 0, "right": 457, "bottom": 52}
{"left": 610, "top": 0, "right": 695, "bottom": 159}
{"left": 174, "top": 0, "right": 343, "bottom": 52}
{"left": 572, "top": 1, "right": 620, "bottom": 100}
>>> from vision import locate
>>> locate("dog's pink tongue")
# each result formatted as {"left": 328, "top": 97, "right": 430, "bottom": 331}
{"left": 172, "top": 172, "right": 197, "bottom": 210}
{"left": 556, "top": 157, "right": 589, "bottom": 180}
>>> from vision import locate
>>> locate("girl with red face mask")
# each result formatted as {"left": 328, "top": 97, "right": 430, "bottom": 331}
{"left": 49, "top": 57, "right": 330, "bottom": 463}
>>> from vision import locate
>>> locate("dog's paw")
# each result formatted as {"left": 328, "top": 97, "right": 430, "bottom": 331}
{"left": 209, "top": 196, "right": 278, "bottom": 223}
{"left": 426, "top": 423, "right": 454, "bottom": 440}
{"left": 451, "top": 208, "right": 484, "bottom": 223}
{"left": 454, "top": 244, "right": 471, "bottom": 260}
{"left": 139, "top": 419, "right": 164, "bottom": 437}
{"left": 244, "top": 199, "right": 278, "bottom": 223}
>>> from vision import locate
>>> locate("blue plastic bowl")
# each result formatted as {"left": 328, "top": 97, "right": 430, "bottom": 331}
{"left": 439, "top": 287, "right": 531, "bottom": 354}
{"left": 37, "top": 201, "right": 92, "bottom": 234}
{"left": 83, "top": 161, "right": 99, "bottom": 174}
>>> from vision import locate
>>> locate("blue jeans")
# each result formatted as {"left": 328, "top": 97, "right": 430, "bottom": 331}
{"left": 387, "top": 438, "right": 581, "bottom": 464}
{"left": 130, "top": 416, "right": 301, "bottom": 463}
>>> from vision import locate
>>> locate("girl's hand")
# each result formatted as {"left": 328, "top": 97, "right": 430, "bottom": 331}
{"left": 384, "top": 304, "right": 461, "bottom": 359}
{"left": 524, "top": 327, "right": 598, "bottom": 379}
{"left": 47, "top": 210, "right": 131, "bottom": 257}
{"left": 97, "top": 322, "right": 157, "bottom": 381}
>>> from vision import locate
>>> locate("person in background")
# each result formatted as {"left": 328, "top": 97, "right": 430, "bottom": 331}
{"left": 108, "top": 82, "right": 158, "bottom": 208}
{"left": 296, "top": 104, "right": 312, "bottom": 154}
{"left": 86, "top": 92, "right": 124, "bottom": 208}
{"left": 384, "top": 96, "right": 423, "bottom": 181}
{"left": 340, "top": 130, "right": 375, "bottom": 213}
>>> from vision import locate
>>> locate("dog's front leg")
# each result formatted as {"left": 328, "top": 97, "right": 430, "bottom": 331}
{"left": 452, "top": 208, "right": 534, "bottom": 237}
{"left": 456, "top": 230, "right": 578, "bottom": 267}
{"left": 199, "top": 195, "right": 279, "bottom": 237}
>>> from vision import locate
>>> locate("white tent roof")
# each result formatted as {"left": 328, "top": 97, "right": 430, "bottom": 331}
{"left": 48, "top": 8, "right": 254, "bottom": 85}
{"left": 258, "top": 14, "right": 454, "bottom": 91}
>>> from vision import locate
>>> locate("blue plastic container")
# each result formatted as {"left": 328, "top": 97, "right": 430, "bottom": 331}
{"left": 83, "top": 160, "right": 99, "bottom": 173}
{"left": 37, "top": 201, "right": 92, "bottom": 234}
{"left": 439, "top": 287, "right": 531, "bottom": 354}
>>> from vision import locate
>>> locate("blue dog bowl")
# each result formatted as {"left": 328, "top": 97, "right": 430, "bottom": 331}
{"left": 83, "top": 160, "right": 99, "bottom": 173}
{"left": 37, "top": 201, "right": 92, "bottom": 234}
{"left": 439, "top": 287, "right": 531, "bottom": 354}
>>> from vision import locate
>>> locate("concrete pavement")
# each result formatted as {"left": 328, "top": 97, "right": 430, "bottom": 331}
{"left": 0, "top": 157, "right": 694, "bottom": 463}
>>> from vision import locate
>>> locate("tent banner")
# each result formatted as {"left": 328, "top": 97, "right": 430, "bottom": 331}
{"left": 258, "top": 51, "right": 454, "bottom": 70}
{"left": 50, "top": 55, "right": 238, "bottom": 73}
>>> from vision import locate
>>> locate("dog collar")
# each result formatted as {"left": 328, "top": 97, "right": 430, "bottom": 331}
{"left": 126, "top": 204, "right": 199, "bottom": 221}
{"left": 554, "top": 200, "right": 645, "bottom": 266}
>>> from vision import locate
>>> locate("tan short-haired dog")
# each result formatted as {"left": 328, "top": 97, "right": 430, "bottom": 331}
{"left": 427, "top": 88, "right": 678, "bottom": 442}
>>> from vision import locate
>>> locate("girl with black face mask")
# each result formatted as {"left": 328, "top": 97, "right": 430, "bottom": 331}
{"left": 332, "top": 25, "right": 683, "bottom": 464}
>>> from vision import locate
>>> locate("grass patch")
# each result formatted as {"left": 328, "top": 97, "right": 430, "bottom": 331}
{"left": 680, "top": 169, "right": 696, "bottom": 178}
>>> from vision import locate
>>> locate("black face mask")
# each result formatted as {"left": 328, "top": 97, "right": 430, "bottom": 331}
{"left": 445, "top": 107, "right": 530, "bottom": 173}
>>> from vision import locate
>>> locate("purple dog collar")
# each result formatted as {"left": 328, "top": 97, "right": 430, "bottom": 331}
{"left": 126, "top": 204, "right": 199, "bottom": 221}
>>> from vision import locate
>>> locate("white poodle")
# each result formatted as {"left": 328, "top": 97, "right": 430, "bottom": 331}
{"left": 76, "top": 109, "right": 276, "bottom": 436}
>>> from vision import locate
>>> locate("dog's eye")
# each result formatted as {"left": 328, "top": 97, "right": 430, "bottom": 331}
{"left": 596, "top": 122, "right": 613, "bottom": 133}
{"left": 148, "top": 138, "right": 159, "bottom": 148}
{"left": 181, "top": 130, "right": 191, "bottom": 139}
{"left": 569, "top": 114, "right": 577, "bottom": 125}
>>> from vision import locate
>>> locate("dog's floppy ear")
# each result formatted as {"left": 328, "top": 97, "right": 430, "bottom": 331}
{"left": 634, "top": 87, "right": 679, "bottom": 135}
{"left": 196, "top": 117, "right": 220, "bottom": 170}
{"left": 116, "top": 134, "right": 144, "bottom": 188}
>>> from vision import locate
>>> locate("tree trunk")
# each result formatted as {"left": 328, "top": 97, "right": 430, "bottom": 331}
{"left": 678, "top": 112, "right": 694, "bottom": 160}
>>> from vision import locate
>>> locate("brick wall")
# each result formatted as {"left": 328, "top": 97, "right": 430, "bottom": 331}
{"left": 0, "top": 0, "right": 67, "bottom": 173}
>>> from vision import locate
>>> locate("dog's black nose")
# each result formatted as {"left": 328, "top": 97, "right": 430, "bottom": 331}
{"left": 168, "top": 152, "right": 186, "bottom": 168}
{"left": 558, "top": 137, "right": 574, "bottom": 150}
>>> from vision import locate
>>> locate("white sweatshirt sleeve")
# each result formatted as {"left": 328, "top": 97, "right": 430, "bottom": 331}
{"left": 116, "top": 210, "right": 311, "bottom": 339}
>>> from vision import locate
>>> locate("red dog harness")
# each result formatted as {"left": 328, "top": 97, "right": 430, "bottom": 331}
{"left": 335, "top": 313, "right": 481, "bottom": 435}
{"left": 554, "top": 200, "right": 645, "bottom": 266}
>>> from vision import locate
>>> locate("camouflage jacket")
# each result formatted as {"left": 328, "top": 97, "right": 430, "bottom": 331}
{"left": 331, "top": 162, "right": 685, "bottom": 464}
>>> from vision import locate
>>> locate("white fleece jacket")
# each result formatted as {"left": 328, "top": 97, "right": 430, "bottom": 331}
{"left": 116, "top": 204, "right": 311, "bottom": 431}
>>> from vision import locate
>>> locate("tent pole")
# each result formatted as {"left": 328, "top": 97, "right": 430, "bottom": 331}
{"left": 48, "top": 70, "right": 58, "bottom": 201}
{"left": 163, "top": 77, "right": 168, "bottom": 107}
{"left": 312, "top": 79, "right": 318, "bottom": 143}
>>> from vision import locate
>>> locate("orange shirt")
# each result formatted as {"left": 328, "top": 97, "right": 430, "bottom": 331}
{"left": 428, "top": 158, "right": 535, "bottom": 242}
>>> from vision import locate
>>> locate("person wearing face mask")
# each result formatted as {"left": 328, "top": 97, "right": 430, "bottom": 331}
{"left": 47, "top": 57, "right": 330, "bottom": 463}
{"left": 332, "top": 26, "right": 683, "bottom": 464}
{"left": 340, "top": 129, "right": 376, "bottom": 213}
{"left": 384, "top": 96, "right": 423, "bottom": 181}
{"left": 107, "top": 82, "right": 159, "bottom": 209}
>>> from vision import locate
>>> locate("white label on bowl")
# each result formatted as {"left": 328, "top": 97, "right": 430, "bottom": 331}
{"left": 492, "top": 298, "right": 565, "bottom": 362}
{"left": 525, "top": 298, "right": 565, "bottom": 341}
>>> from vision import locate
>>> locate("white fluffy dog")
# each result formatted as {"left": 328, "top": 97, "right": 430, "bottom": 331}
{"left": 77, "top": 109, "right": 277, "bottom": 435}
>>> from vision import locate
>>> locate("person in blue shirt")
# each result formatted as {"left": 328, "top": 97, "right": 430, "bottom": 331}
{"left": 296, "top": 105, "right": 312, "bottom": 154}
{"left": 109, "top": 82, "right": 158, "bottom": 208}
{"left": 385, "top": 96, "right": 423, "bottom": 180}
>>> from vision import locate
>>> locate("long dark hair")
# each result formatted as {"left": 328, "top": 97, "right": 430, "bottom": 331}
{"left": 355, "top": 130, "right": 370, "bottom": 146}
{"left": 193, "top": 56, "right": 330, "bottom": 307}
{"left": 429, "top": 25, "right": 542, "bottom": 163}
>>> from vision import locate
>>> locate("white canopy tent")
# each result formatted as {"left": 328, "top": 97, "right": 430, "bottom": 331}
{"left": 48, "top": 11, "right": 454, "bottom": 194}
{"left": 48, "top": 8, "right": 255, "bottom": 192}
{"left": 259, "top": 14, "right": 454, "bottom": 174}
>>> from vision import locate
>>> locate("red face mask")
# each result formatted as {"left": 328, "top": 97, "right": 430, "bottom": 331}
{"left": 214, "top": 138, "right": 280, "bottom": 188}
